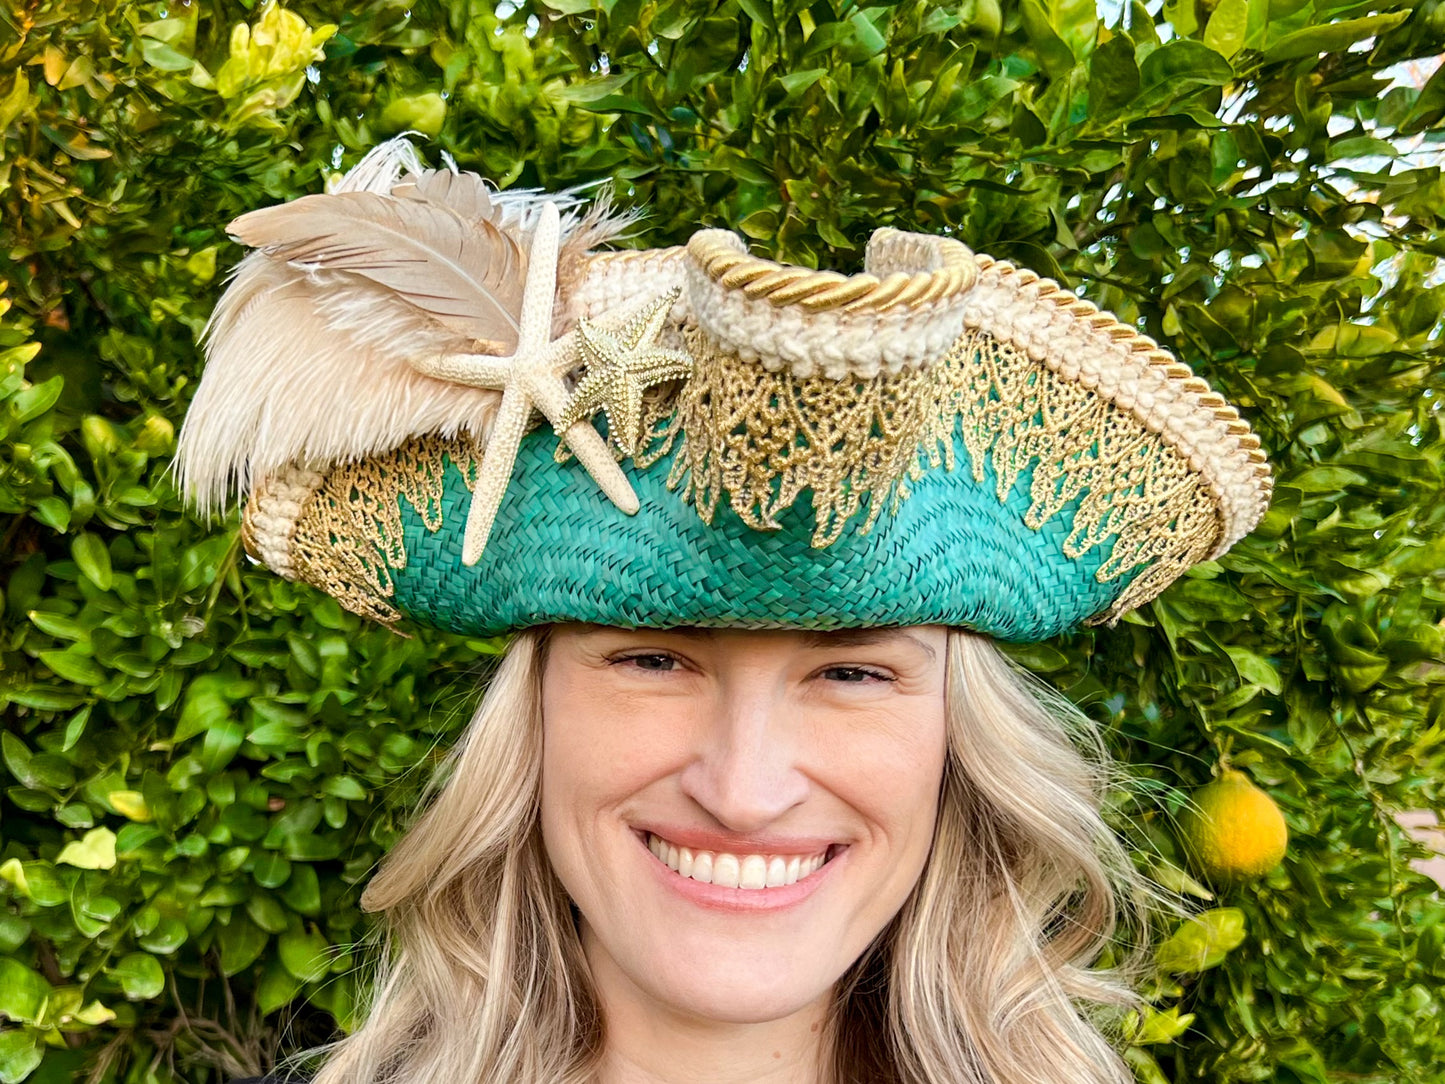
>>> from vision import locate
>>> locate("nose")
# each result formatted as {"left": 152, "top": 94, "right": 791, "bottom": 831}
{"left": 678, "top": 686, "right": 809, "bottom": 832}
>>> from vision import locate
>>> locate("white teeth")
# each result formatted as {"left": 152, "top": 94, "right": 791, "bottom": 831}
{"left": 646, "top": 834, "right": 831, "bottom": 891}
{"left": 766, "top": 856, "right": 787, "bottom": 887}
{"left": 713, "top": 853, "right": 741, "bottom": 888}
{"left": 739, "top": 855, "right": 767, "bottom": 889}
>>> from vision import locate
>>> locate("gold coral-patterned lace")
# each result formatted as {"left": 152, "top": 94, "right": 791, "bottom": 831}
{"left": 634, "top": 325, "right": 940, "bottom": 546}
{"left": 277, "top": 327, "right": 1220, "bottom": 627}
{"left": 641, "top": 324, "right": 1219, "bottom": 620}
{"left": 923, "top": 328, "right": 1219, "bottom": 622}
{"left": 287, "top": 435, "right": 480, "bottom": 625}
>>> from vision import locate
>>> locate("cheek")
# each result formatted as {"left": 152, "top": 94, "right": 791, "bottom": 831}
{"left": 538, "top": 675, "right": 688, "bottom": 879}
{"left": 823, "top": 710, "right": 948, "bottom": 870}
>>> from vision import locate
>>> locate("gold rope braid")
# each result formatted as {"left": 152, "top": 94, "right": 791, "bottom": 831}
{"left": 686, "top": 231, "right": 977, "bottom": 313}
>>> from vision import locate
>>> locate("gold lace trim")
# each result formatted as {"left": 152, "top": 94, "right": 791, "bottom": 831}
{"left": 283, "top": 331, "right": 1218, "bottom": 627}
{"left": 641, "top": 325, "right": 1218, "bottom": 621}
{"left": 928, "top": 329, "right": 1218, "bottom": 622}
{"left": 288, "top": 435, "right": 479, "bottom": 625}
{"left": 635, "top": 326, "right": 940, "bottom": 546}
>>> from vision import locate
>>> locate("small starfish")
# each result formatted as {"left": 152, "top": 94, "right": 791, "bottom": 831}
{"left": 408, "top": 201, "right": 646, "bottom": 566}
{"left": 555, "top": 287, "right": 693, "bottom": 459}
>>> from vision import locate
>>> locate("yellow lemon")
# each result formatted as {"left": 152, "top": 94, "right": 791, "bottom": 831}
{"left": 1179, "top": 769, "right": 1289, "bottom": 884}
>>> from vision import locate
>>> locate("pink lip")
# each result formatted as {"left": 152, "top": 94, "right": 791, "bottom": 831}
{"left": 634, "top": 823, "right": 838, "bottom": 857}
{"left": 634, "top": 830, "right": 845, "bottom": 914}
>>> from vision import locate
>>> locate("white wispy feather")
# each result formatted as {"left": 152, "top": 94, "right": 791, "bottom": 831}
{"left": 176, "top": 136, "right": 638, "bottom": 512}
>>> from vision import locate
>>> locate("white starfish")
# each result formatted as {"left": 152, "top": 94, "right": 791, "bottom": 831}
{"left": 408, "top": 201, "right": 641, "bottom": 566}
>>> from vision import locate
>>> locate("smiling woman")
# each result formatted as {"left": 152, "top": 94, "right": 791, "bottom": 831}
{"left": 296, "top": 624, "right": 1142, "bottom": 1084}
{"left": 181, "top": 140, "right": 1272, "bottom": 1084}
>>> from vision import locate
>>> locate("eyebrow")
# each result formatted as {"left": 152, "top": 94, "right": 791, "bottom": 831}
{"left": 630, "top": 625, "right": 939, "bottom": 663}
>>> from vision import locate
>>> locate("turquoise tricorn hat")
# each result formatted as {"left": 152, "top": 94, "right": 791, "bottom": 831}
{"left": 178, "top": 140, "right": 1272, "bottom": 643}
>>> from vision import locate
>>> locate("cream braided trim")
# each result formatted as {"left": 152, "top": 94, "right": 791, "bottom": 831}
{"left": 565, "top": 247, "right": 690, "bottom": 335}
{"left": 963, "top": 255, "right": 1272, "bottom": 557}
{"left": 240, "top": 464, "right": 324, "bottom": 579}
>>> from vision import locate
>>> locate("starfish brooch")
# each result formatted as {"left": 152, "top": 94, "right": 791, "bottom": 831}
{"left": 408, "top": 201, "right": 684, "bottom": 566}
{"left": 555, "top": 287, "right": 693, "bottom": 459}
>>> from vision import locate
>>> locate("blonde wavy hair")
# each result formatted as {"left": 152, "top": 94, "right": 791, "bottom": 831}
{"left": 306, "top": 625, "right": 1153, "bottom": 1084}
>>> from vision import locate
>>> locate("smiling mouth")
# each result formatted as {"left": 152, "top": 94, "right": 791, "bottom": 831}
{"left": 646, "top": 832, "right": 838, "bottom": 890}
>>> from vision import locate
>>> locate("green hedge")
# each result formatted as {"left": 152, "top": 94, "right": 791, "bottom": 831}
{"left": 2, "top": 1, "right": 1444, "bottom": 1081}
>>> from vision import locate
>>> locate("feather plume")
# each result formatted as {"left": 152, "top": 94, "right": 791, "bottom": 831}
{"left": 229, "top": 192, "right": 528, "bottom": 344}
{"left": 176, "top": 136, "right": 642, "bottom": 512}
{"left": 178, "top": 254, "right": 500, "bottom": 512}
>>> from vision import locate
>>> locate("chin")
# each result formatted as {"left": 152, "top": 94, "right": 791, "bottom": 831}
{"left": 646, "top": 961, "right": 837, "bottom": 1024}
{"left": 628, "top": 926, "right": 848, "bottom": 1024}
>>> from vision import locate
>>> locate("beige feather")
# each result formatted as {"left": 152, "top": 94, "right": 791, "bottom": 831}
{"left": 176, "top": 135, "right": 642, "bottom": 512}
{"left": 228, "top": 192, "right": 528, "bottom": 346}
{"left": 177, "top": 254, "right": 500, "bottom": 512}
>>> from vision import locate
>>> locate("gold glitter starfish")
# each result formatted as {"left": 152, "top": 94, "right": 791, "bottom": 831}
{"left": 408, "top": 201, "right": 650, "bottom": 566}
{"left": 555, "top": 287, "right": 693, "bottom": 459}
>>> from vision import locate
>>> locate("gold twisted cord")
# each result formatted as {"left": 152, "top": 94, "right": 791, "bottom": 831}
{"left": 685, "top": 231, "right": 978, "bottom": 314}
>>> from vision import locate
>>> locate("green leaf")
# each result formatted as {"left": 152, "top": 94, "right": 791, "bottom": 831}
{"left": 1156, "top": 908, "right": 1248, "bottom": 973}
{"left": 1133, "top": 1004, "right": 1197, "bottom": 1044}
{"left": 0, "top": 959, "right": 52, "bottom": 1023}
{"left": 1162, "top": 0, "right": 1197, "bottom": 36}
{"left": 246, "top": 893, "right": 291, "bottom": 934}
{"left": 279, "top": 863, "right": 321, "bottom": 916}
{"left": 322, "top": 775, "right": 368, "bottom": 801}
{"left": 218, "top": 916, "right": 269, "bottom": 976}
{"left": 0, "top": 1030, "right": 42, "bottom": 1084}
{"left": 1139, "top": 40, "right": 1234, "bottom": 89}
{"left": 10, "top": 375, "right": 62, "bottom": 423}
{"left": 552, "top": 73, "right": 636, "bottom": 103}
{"left": 201, "top": 717, "right": 246, "bottom": 773}
{"left": 26, "top": 610, "right": 88, "bottom": 641}
{"left": 38, "top": 649, "right": 106, "bottom": 686}
{"left": 140, "top": 38, "right": 193, "bottom": 72}
{"left": 1087, "top": 35, "right": 1140, "bottom": 119}
{"left": 109, "top": 952, "right": 165, "bottom": 1000}
{"left": 1203, "top": 0, "right": 1249, "bottom": 58}
{"left": 257, "top": 957, "right": 303, "bottom": 1015}
{"left": 1, "top": 732, "right": 34, "bottom": 787}
{"left": 175, "top": 673, "right": 234, "bottom": 743}
{"left": 70, "top": 533, "right": 112, "bottom": 591}
{"left": 0, "top": 68, "right": 30, "bottom": 135}
{"left": 1263, "top": 13, "right": 1409, "bottom": 62}
{"left": 278, "top": 924, "right": 331, "bottom": 983}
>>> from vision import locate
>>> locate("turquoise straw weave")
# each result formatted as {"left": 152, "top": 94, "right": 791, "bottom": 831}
{"left": 388, "top": 425, "right": 1141, "bottom": 642}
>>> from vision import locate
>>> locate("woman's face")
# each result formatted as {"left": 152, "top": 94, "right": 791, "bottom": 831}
{"left": 540, "top": 623, "right": 950, "bottom": 1025}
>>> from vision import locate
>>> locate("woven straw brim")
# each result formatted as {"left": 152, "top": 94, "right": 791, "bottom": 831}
{"left": 255, "top": 421, "right": 1145, "bottom": 643}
